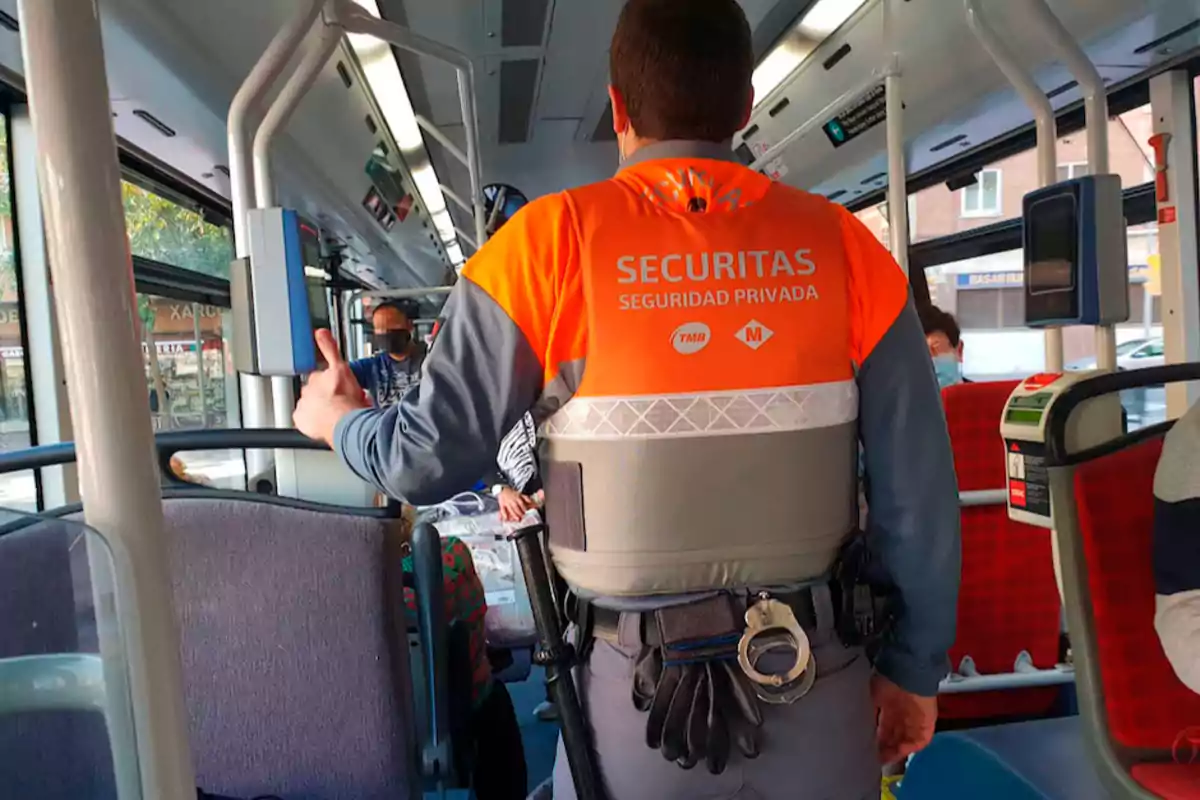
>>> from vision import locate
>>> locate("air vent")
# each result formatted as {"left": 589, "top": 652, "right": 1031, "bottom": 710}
{"left": 214, "top": 165, "right": 230, "bottom": 177}
{"left": 1134, "top": 19, "right": 1200, "bottom": 55}
{"left": 132, "top": 110, "right": 175, "bottom": 138}
{"left": 499, "top": 59, "right": 539, "bottom": 144}
{"left": 768, "top": 97, "right": 790, "bottom": 118}
{"left": 501, "top": 0, "right": 551, "bottom": 47}
{"left": 365, "top": 115, "right": 378, "bottom": 134}
{"left": 930, "top": 133, "right": 968, "bottom": 152}
{"left": 825, "top": 189, "right": 847, "bottom": 201}
{"left": 1046, "top": 80, "right": 1077, "bottom": 100}
{"left": 823, "top": 43, "right": 852, "bottom": 71}
{"left": 733, "top": 142, "right": 754, "bottom": 166}
{"left": 860, "top": 171, "right": 887, "bottom": 185}
{"left": 742, "top": 124, "right": 760, "bottom": 140}
{"left": 0, "top": 10, "right": 18, "bottom": 33}
{"left": 377, "top": 140, "right": 389, "bottom": 157}
{"left": 336, "top": 61, "right": 353, "bottom": 89}
{"left": 591, "top": 104, "right": 616, "bottom": 142}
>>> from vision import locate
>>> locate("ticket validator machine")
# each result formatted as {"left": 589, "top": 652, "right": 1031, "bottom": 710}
{"left": 230, "top": 208, "right": 373, "bottom": 502}
{"left": 999, "top": 176, "right": 1130, "bottom": 593}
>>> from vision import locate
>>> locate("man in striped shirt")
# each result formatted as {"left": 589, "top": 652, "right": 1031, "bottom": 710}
{"left": 490, "top": 412, "right": 543, "bottom": 522}
{"left": 1154, "top": 400, "right": 1200, "bottom": 694}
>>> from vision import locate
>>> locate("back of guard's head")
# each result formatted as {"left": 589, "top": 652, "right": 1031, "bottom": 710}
{"left": 610, "top": 0, "right": 754, "bottom": 143}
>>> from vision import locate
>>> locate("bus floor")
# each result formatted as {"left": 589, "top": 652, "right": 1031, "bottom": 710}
{"left": 431, "top": 667, "right": 559, "bottom": 799}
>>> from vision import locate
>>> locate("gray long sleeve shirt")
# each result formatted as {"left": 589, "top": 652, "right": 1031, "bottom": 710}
{"left": 333, "top": 142, "right": 960, "bottom": 696}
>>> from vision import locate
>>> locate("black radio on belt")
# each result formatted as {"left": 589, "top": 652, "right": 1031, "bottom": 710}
{"left": 831, "top": 533, "right": 894, "bottom": 653}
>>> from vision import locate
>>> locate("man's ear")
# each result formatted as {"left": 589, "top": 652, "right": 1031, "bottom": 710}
{"left": 609, "top": 84, "right": 630, "bottom": 136}
{"left": 956, "top": 341, "right": 964, "bottom": 361}
{"left": 738, "top": 89, "right": 755, "bottom": 130}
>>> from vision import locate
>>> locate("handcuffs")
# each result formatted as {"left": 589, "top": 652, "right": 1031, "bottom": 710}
{"left": 736, "top": 592, "right": 816, "bottom": 704}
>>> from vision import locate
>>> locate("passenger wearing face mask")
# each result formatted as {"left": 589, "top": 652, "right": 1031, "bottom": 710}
{"left": 349, "top": 301, "right": 425, "bottom": 408}
{"left": 919, "top": 305, "right": 971, "bottom": 388}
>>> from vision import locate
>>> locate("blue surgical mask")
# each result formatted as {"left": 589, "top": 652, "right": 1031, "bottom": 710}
{"left": 933, "top": 353, "right": 962, "bottom": 388}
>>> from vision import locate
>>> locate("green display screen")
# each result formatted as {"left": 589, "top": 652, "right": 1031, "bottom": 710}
{"left": 1005, "top": 407, "right": 1045, "bottom": 425}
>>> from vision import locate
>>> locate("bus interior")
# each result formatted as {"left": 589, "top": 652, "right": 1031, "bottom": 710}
{"left": 1, "top": 0, "right": 1199, "bottom": 798}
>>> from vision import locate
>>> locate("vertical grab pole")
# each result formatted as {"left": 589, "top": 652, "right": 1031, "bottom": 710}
{"left": 16, "top": 1, "right": 197, "bottom": 798}
{"left": 1019, "top": 0, "right": 1116, "bottom": 371}
{"left": 251, "top": 20, "right": 345, "bottom": 431}
{"left": 228, "top": 0, "right": 324, "bottom": 481}
{"left": 883, "top": 0, "right": 909, "bottom": 275}
{"left": 964, "top": 0, "right": 1063, "bottom": 371}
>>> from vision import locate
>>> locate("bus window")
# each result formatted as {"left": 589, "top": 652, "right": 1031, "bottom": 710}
{"left": 137, "top": 293, "right": 245, "bottom": 489}
{"left": 121, "top": 181, "right": 233, "bottom": 279}
{"left": 0, "top": 113, "right": 35, "bottom": 511}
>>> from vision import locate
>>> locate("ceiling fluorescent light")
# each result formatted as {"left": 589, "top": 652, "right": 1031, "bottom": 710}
{"left": 752, "top": 0, "right": 868, "bottom": 106}
{"left": 798, "top": 0, "right": 868, "bottom": 37}
{"left": 348, "top": 0, "right": 463, "bottom": 266}
{"left": 752, "top": 41, "right": 813, "bottom": 104}
{"left": 446, "top": 243, "right": 464, "bottom": 264}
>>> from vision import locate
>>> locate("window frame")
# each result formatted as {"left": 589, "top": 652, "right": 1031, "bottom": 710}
{"left": 0, "top": 103, "right": 43, "bottom": 511}
{"left": 1057, "top": 162, "right": 1090, "bottom": 182}
{"left": 960, "top": 168, "right": 1003, "bottom": 218}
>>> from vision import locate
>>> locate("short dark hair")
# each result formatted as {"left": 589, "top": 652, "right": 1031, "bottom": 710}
{"left": 919, "top": 305, "right": 962, "bottom": 348}
{"left": 610, "top": 0, "right": 753, "bottom": 142}
{"left": 371, "top": 301, "right": 411, "bottom": 325}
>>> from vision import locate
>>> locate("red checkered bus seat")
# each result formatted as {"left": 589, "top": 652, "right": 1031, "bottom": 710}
{"left": 939, "top": 381, "right": 1062, "bottom": 721}
{"left": 1074, "top": 437, "right": 1200, "bottom": 762}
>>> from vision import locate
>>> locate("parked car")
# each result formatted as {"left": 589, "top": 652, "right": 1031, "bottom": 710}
{"left": 1066, "top": 338, "right": 1165, "bottom": 371}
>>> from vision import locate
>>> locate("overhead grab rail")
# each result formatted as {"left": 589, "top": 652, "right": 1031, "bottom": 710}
{"left": 747, "top": 0, "right": 910, "bottom": 272}
{"left": 332, "top": 0, "right": 488, "bottom": 249}
{"left": 963, "top": 0, "right": 1064, "bottom": 372}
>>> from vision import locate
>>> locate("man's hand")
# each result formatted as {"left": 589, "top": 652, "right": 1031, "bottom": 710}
{"left": 497, "top": 486, "right": 537, "bottom": 522}
{"left": 293, "top": 330, "right": 370, "bottom": 446}
{"left": 871, "top": 674, "right": 937, "bottom": 765}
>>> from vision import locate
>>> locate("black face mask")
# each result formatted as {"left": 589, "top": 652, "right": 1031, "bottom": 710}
{"left": 373, "top": 329, "right": 412, "bottom": 355}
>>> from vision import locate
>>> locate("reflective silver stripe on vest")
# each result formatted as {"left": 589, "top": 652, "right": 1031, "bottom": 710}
{"left": 542, "top": 381, "right": 859, "bottom": 596}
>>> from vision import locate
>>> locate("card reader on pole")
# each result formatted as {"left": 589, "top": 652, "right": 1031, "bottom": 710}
{"left": 1003, "top": 174, "right": 1130, "bottom": 596}
{"left": 230, "top": 208, "right": 322, "bottom": 377}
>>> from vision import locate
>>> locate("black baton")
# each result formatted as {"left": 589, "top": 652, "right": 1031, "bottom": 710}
{"left": 510, "top": 524, "right": 605, "bottom": 800}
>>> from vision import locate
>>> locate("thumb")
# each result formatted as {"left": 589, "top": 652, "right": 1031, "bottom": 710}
{"left": 314, "top": 329, "right": 344, "bottom": 367}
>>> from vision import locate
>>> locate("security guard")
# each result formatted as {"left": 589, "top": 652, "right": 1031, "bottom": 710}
{"left": 294, "top": 1, "right": 961, "bottom": 797}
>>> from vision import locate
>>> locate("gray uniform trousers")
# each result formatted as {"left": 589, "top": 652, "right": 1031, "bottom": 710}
{"left": 551, "top": 612, "right": 881, "bottom": 800}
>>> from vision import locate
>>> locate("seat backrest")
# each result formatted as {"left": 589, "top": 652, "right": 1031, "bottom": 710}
{"left": 159, "top": 498, "right": 419, "bottom": 800}
{"left": 940, "top": 381, "right": 1063, "bottom": 720}
{"left": 1074, "top": 438, "right": 1200, "bottom": 750}
{"left": 0, "top": 519, "right": 118, "bottom": 799}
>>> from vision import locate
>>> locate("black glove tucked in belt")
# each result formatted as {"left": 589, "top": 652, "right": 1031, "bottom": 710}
{"left": 628, "top": 596, "right": 764, "bottom": 774}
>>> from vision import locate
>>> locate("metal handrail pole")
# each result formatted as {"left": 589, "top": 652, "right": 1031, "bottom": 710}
{"left": 16, "top": 1, "right": 196, "bottom": 796}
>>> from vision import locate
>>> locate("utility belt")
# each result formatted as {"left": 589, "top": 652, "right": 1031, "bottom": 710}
{"left": 563, "top": 535, "right": 892, "bottom": 775}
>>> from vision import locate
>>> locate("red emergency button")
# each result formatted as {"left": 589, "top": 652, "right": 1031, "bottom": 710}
{"left": 1022, "top": 373, "right": 1062, "bottom": 391}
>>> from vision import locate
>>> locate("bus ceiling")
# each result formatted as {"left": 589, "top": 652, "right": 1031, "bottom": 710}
{"left": 0, "top": 1, "right": 1187, "bottom": 293}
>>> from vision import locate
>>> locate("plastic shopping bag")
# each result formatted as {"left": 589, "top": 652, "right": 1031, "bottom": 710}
{"left": 427, "top": 503, "right": 539, "bottom": 647}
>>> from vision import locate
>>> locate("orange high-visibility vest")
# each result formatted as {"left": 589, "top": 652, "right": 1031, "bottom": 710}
{"left": 465, "top": 152, "right": 907, "bottom": 597}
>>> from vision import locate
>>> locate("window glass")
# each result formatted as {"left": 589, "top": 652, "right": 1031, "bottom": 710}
{"left": 138, "top": 293, "right": 244, "bottom": 489}
{"left": 0, "top": 114, "right": 34, "bottom": 511}
{"left": 852, "top": 194, "right": 917, "bottom": 252}
{"left": 961, "top": 169, "right": 1002, "bottom": 217}
{"left": 1057, "top": 162, "right": 1090, "bottom": 182}
{"left": 910, "top": 103, "right": 1153, "bottom": 245}
{"left": 122, "top": 182, "right": 233, "bottom": 278}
